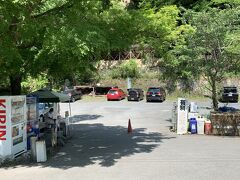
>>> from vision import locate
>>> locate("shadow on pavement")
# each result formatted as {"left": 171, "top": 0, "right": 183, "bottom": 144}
{"left": 2, "top": 123, "right": 175, "bottom": 169}
{"left": 45, "top": 124, "right": 175, "bottom": 168}
{"left": 70, "top": 114, "right": 103, "bottom": 123}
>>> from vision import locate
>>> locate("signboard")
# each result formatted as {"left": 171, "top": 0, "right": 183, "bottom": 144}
{"left": 0, "top": 96, "right": 27, "bottom": 159}
{"left": 177, "top": 98, "right": 188, "bottom": 135}
{"left": 0, "top": 99, "right": 7, "bottom": 141}
{"left": 0, "top": 97, "right": 12, "bottom": 158}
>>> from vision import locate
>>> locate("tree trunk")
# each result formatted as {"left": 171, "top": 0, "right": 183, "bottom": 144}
{"left": 211, "top": 77, "right": 218, "bottom": 111}
{"left": 10, "top": 74, "right": 22, "bottom": 95}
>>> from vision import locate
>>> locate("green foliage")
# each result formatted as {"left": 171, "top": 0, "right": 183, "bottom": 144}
{"left": 159, "top": 6, "right": 240, "bottom": 80}
{"left": 137, "top": 4, "right": 196, "bottom": 88}
{"left": 166, "top": 6, "right": 240, "bottom": 109}
{"left": 138, "top": 0, "right": 212, "bottom": 10}
{"left": 75, "top": 67, "right": 100, "bottom": 85}
{"left": 139, "top": 2, "right": 240, "bottom": 109}
{"left": 213, "top": 0, "right": 240, "bottom": 5}
{"left": 21, "top": 73, "right": 49, "bottom": 93}
{"left": 185, "top": 7, "right": 240, "bottom": 76}
{"left": 1, "top": 0, "right": 240, "bottom": 97}
{"left": 111, "top": 59, "right": 141, "bottom": 79}
{"left": 100, "top": 6, "right": 138, "bottom": 52}
{"left": 136, "top": 4, "right": 195, "bottom": 61}
{"left": 0, "top": 0, "right": 136, "bottom": 93}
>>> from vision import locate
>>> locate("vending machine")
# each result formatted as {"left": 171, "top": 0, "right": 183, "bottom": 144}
{"left": 0, "top": 96, "right": 27, "bottom": 159}
{"left": 177, "top": 98, "right": 188, "bottom": 135}
{"left": 26, "top": 96, "right": 38, "bottom": 149}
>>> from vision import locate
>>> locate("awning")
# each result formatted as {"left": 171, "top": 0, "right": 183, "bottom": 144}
{"left": 28, "top": 89, "right": 60, "bottom": 103}
{"left": 52, "top": 92, "right": 70, "bottom": 102}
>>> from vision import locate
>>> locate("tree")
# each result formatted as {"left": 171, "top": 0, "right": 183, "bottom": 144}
{"left": 0, "top": 0, "right": 41, "bottom": 94}
{"left": 189, "top": 7, "right": 240, "bottom": 110}
{"left": 139, "top": 1, "right": 240, "bottom": 110}
{"left": 0, "top": 0, "right": 136, "bottom": 94}
{"left": 162, "top": 6, "right": 240, "bottom": 110}
{"left": 135, "top": 4, "right": 195, "bottom": 92}
{"left": 0, "top": 0, "right": 80, "bottom": 94}
{"left": 136, "top": 5, "right": 185, "bottom": 57}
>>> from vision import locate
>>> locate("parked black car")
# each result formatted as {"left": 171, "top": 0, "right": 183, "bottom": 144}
{"left": 127, "top": 88, "right": 144, "bottom": 101}
{"left": 63, "top": 89, "right": 82, "bottom": 102}
{"left": 146, "top": 87, "right": 166, "bottom": 102}
{"left": 218, "top": 86, "right": 239, "bottom": 103}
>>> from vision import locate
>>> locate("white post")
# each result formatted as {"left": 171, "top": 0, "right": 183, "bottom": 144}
{"left": 127, "top": 77, "right": 132, "bottom": 89}
{"left": 177, "top": 98, "right": 188, "bottom": 135}
{"left": 68, "top": 101, "right": 71, "bottom": 117}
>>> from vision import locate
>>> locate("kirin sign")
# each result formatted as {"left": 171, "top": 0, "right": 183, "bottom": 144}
{"left": 0, "top": 99, "right": 6, "bottom": 140}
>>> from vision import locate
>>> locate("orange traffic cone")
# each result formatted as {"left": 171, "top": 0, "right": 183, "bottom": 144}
{"left": 128, "top": 119, "right": 132, "bottom": 134}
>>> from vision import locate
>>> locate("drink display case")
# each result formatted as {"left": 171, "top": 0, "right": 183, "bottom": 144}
{"left": 0, "top": 96, "right": 27, "bottom": 159}
{"left": 26, "top": 97, "right": 38, "bottom": 149}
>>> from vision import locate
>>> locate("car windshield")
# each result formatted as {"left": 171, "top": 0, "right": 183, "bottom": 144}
{"left": 63, "top": 90, "right": 72, "bottom": 94}
{"left": 108, "top": 90, "right": 117, "bottom": 94}
{"left": 148, "top": 88, "right": 160, "bottom": 93}
{"left": 129, "top": 90, "right": 137, "bottom": 95}
{"left": 224, "top": 88, "right": 237, "bottom": 93}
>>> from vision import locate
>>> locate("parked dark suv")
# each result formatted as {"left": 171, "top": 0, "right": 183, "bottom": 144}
{"left": 63, "top": 89, "right": 82, "bottom": 102}
{"left": 127, "top": 88, "right": 144, "bottom": 101}
{"left": 218, "top": 86, "right": 239, "bottom": 103}
{"left": 146, "top": 87, "right": 166, "bottom": 102}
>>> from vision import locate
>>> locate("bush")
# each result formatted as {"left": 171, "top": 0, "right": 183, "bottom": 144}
{"left": 111, "top": 59, "right": 141, "bottom": 79}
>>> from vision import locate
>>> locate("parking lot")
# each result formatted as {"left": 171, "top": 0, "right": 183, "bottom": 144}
{"left": 1, "top": 99, "right": 240, "bottom": 180}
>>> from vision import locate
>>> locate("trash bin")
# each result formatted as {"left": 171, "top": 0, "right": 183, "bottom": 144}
{"left": 36, "top": 140, "right": 47, "bottom": 162}
{"left": 190, "top": 118, "right": 197, "bottom": 134}
{"left": 205, "top": 120, "right": 212, "bottom": 135}
{"left": 197, "top": 117, "right": 205, "bottom": 135}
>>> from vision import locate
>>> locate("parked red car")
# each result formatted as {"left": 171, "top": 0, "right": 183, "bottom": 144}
{"left": 107, "top": 88, "right": 126, "bottom": 101}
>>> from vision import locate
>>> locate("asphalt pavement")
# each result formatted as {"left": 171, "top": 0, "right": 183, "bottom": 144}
{"left": 1, "top": 99, "right": 240, "bottom": 180}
